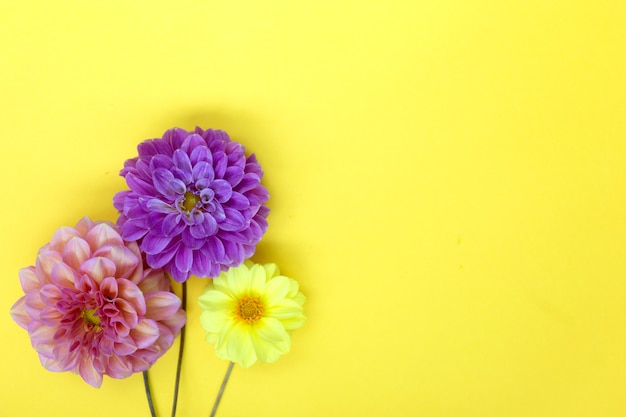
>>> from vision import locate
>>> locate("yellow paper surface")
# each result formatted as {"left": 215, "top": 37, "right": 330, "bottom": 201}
{"left": 1, "top": 1, "right": 626, "bottom": 416}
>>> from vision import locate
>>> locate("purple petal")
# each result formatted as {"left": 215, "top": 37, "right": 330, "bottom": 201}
{"left": 206, "top": 237, "right": 225, "bottom": 261}
{"left": 181, "top": 229, "right": 204, "bottom": 250}
{"left": 234, "top": 173, "right": 261, "bottom": 193}
{"left": 120, "top": 219, "right": 148, "bottom": 242}
{"left": 226, "top": 192, "right": 250, "bottom": 210}
{"left": 199, "top": 188, "right": 215, "bottom": 203}
{"left": 192, "top": 161, "right": 215, "bottom": 182}
{"left": 169, "top": 265, "right": 190, "bottom": 282}
{"left": 142, "top": 233, "right": 173, "bottom": 255}
{"left": 218, "top": 208, "right": 247, "bottom": 231}
{"left": 164, "top": 128, "right": 188, "bottom": 150}
{"left": 213, "top": 152, "right": 228, "bottom": 178}
{"left": 181, "top": 133, "right": 207, "bottom": 154}
{"left": 172, "top": 149, "right": 192, "bottom": 173}
{"left": 126, "top": 173, "right": 154, "bottom": 195}
{"left": 224, "top": 166, "right": 244, "bottom": 186}
{"left": 212, "top": 179, "right": 232, "bottom": 203}
{"left": 152, "top": 168, "right": 179, "bottom": 197}
{"left": 190, "top": 145, "right": 212, "bottom": 165}
{"left": 191, "top": 250, "right": 210, "bottom": 276}
{"left": 160, "top": 213, "right": 184, "bottom": 237}
{"left": 150, "top": 154, "right": 174, "bottom": 171}
{"left": 146, "top": 240, "right": 181, "bottom": 269}
{"left": 146, "top": 198, "right": 176, "bottom": 214}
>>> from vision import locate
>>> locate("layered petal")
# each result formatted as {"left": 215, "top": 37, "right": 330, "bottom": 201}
{"left": 10, "top": 217, "right": 185, "bottom": 388}
{"left": 113, "top": 127, "right": 270, "bottom": 281}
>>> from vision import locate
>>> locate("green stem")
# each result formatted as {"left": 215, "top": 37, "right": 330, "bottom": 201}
{"left": 143, "top": 370, "right": 157, "bottom": 417}
{"left": 209, "top": 362, "right": 235, "bottom": 417}
{"left": 171, "top": 281, "right": 187, "bottom": 417}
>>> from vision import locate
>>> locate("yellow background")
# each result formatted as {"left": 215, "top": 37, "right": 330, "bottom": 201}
{"left": 1, "top": 1, "right": 625, "bottom": 416}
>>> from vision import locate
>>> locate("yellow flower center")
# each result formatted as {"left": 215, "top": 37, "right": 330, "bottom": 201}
{"left": 182, "top": 191, "right": 201, "bottom": 212}
{"left": 81, "top": 308, "right": 102, "bottom": 332}
{"left": 235, "top": 296, "right": 265, "bottom": 324}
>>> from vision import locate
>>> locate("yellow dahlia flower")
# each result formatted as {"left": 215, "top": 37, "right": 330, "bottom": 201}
{"left": 198, "top": 262, "right": 306, "bottom": 367}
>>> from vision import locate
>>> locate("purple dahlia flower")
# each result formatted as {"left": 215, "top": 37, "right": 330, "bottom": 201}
{"left": 114, "top": 127, "right": 269, "bottom": 282}
{"left": 10, "top": 217, "right": 186, "bottom": 388}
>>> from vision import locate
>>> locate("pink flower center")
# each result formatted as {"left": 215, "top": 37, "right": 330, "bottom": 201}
{"left": 81, "top": 308, "right": 102, "bottom": 332}
{"left": 235, "top": 296, "right": 264, "bottom": 324}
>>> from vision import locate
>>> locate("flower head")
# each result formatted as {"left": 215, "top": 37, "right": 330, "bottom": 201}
{"left": 198, "top": 262, "right": 305, "bottom": 368}
{"left": 114, "top": 127, "right": 270, "bottom": 282}
{"left": 10, "top": 217, "right": 186, "bottom": 388}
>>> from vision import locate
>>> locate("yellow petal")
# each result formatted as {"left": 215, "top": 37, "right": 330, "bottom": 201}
{"left": 262, "top": 263, "right": 280, "bottom": 279}
{"left": 198, "top": 289, "right": 235, "bottom": 311}
{"left": 226, "top": 322, "right": 256, "bottom": 368}
{"left": 255, "top": 317, "right": 290, "bottom": 348}
{"left": 228, "top": 264, "right": 251, "bottom": 295}
{"left": 249, "top": 264, "right": 267, "bottom": 294}
{"left": 199, "top": 310, "right": 229, "bottom": 334}
{"left": 250, "top": 332, "right": 283, "bottom": 363}
{"left": 281, "top": 315, "right": 307, "bottom": 331}
{"left": 266, "top": 299, "right": 304, "bottom": 320}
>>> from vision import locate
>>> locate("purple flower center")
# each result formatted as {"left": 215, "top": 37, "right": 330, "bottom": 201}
{"left": 181, "top": 191, "right": 201, "bottom": 212}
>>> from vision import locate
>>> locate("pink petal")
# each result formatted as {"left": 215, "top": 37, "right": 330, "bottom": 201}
{"left": 39, "top": 284, "right": 62, "bottom": 306}
{"left": 50, "top": 262, "right": 78, "bottom": 288}
{"left": 79, "top": 357, "right": 103, "bottom": 388}
{"left": 100, "top": 277, "right": 118, "bottom": 300}
{"left": 49, "top": 226, "right": 82, "bottom": 252}
{"left": 137, "top": 269, "right": 170, "bottom": 293}
{"left": 113, "top": 340, "right": 137, "bottom": 356}
{"left": 117, "top": 279, "right": 146, "bottom": 316}
{"left": 35, "top": 251, "right": 62, "bottom": 284}
{"left": 130, "top": 319, "right": 159, "bottom": 349}
{"left": 61, "top": 237, "right": 91, "bottom": 270}
{"left": 74, "top": 216, "right": 96, "bottom": 236}
{"left": 10, "top": 298, "right": 30, "bottom": 329}
{"left": 144, "top": 292, "right": 181, "bottom": 321}
{"left": 106, "top": 355, "right": 132, "bottom": 378}
{"left": 85, "top": 223, "right": 124, "bottom": 252}
{"left": 93, "top": 244, "right": 138, "bottom": 279}
{"left": 79, "top": 257, "right": 117, "bottom": 284}
{"left": 23, "top": 292, "right": 45, "bottom": 321}
{"left": 38, "top": 307, "right": 63, "bottom": 326}
{"left": 18, "top": 266, "right": 40, "bottom": 292}
{"left": 114, "top": 299, "right": 138, "bottom": 328}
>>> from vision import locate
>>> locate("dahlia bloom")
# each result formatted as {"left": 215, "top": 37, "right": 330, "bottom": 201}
{"left": 198, "top": 262, "right": 305, "bottom": 368}
{"left": 10, "top": 217, "right": 186, "bottom": 388}
{"left": 114, "top": 127, "right": 270, "bottom": 282}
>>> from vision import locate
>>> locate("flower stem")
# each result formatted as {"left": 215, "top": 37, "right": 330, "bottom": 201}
{"left": 143, "top": 370, "right": 157, "bottom": 417}
{"left": 209, "top": 362, "right": 235, "bottom": 417}
{"left": 171, "top": 281, "right": 187, "bottom": 417}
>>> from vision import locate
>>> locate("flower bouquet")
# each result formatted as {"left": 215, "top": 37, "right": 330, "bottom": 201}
{"left": 10, "top": 127, "right": 306, "bottom": 416}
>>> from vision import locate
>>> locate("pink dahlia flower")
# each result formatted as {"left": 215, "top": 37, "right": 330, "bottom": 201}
{"left": 10, "top": 217, "right": 186, "bottom": 388}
